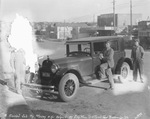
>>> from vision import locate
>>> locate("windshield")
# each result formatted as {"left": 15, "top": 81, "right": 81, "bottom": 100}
{"left": 67, "top": 42, "right": 91, "bottom": 56}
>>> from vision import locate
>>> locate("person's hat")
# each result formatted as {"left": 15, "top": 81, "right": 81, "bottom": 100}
{"left": 106, "top": 40, "right": 111, "bottom": 44}
{"left": 134, "top": 38, "right": 140, "bottom": 42}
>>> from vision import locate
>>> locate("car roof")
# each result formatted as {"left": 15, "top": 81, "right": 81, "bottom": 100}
{"left": 66, "top": 36, "right": 123, "bottom": 44}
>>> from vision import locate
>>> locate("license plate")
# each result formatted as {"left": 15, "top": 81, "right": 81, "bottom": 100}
{"left": 42, "top": 72, "right": 50, "bottom": 77}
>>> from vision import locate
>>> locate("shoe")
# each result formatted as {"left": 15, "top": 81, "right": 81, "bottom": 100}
{"left": 140, "top": 78, "right": 144, "bottom": 83}
{"left": 133, "top": 79, "right": 137, "bottom": 82}
{"left": 106, "top": 84, "right": 114, "bottom": 90}
{"left": 106, "top": 87, "right": 114, "bottom": 90}
{"left": 109, "top": 86, "right": 114, "bottom": 90}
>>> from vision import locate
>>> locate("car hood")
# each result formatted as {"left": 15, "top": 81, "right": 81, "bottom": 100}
{"left": 38, "top": 55, "right": 91, "bottom": 68}
{"left": 53, "top": 56, "right": 89, "bottom": 68}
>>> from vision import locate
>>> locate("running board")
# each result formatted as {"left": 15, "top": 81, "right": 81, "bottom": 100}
{"left": 87, "top": 79, "right": 101, "bottom": 85}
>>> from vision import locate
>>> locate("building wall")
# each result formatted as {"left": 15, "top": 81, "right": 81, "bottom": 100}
{"left": 44, "top": 23, "right": 96, "bottom": 40}
{"left": 71, "top": 27, "right": 79, "bottom": 39}
{"left": 97, "top": 14, "right": 117, "bottom": 27}
{"left": 97, "top": 13, "right": 142, "bottom": 34}
{"left": 57, "top": 26, "right": 73, "bottom": 40}
{"left": 138, "top": 21, "right": 150, "bottom": 37}
{"left": 138, "top": 21, "right": 150, "bottom": 30}
{"left": 78, "top": 33, "right": 90, "bottom": 39}
{"left": 98, "top": 13, "right": 142, "bottom": 27}
{"left": 44, "top": 25, "right": 55, "bottom": 39}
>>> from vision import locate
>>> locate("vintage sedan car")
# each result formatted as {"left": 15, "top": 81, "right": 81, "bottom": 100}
{"left": 27, "top": 36, "right": 133, "bottom": 102}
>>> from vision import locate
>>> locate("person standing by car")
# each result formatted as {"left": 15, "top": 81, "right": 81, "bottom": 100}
{"left": 131, "top": 38, "right": 144, "bottom": 83}
{"left": 99, "top": 41, "right": 114, "bottom": 89}
{"left": 10, "top": 48, "right": 26, "bottom": 94}
{"left": 0, "top": 22, "right": 15, "bottom": 88}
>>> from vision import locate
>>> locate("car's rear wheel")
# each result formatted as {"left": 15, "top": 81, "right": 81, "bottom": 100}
{"left": 58, "top": 73, "right": 79, "bottom": 102}
{"left": 120, "top": 62, "right": 130, "bottom": 82}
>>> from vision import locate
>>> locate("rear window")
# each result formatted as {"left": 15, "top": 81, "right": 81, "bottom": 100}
{"left": 93, "top": 42, "right": 105, "bottom": 53}
{"left": 110, "top": 40, "right": 119, "bottom": 51}
{"left": 93, "top": 39, "right": 119, "bottom": 53}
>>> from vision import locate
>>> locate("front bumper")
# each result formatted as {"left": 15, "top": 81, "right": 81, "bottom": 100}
{"left": 22, "top": 83, "right": 56, "bottom": 93}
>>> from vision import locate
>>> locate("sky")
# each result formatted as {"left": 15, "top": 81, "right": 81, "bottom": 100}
{"left": 1, "top": 0, "right": 150, "bottom": 22}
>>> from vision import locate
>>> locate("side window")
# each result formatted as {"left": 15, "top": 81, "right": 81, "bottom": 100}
{"left": 93, "top": 42, "right": 105, "bottom": 54}
{"left": 69, "top": 44, "right": 78, "bottom": 52}
{"left": 81, "top": 43, "right": 91, "bottom": 53}
{"left": 110, "top": 40, "right": 119, "bottom": 51}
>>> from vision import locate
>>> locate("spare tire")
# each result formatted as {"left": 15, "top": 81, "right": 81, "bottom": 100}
{"left": 120, "top": 62, "right": 130, "bottom": 83}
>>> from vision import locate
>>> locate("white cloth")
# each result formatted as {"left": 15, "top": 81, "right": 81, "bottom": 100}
{"left": 8, "top": 14, "right": 37, "bottom": 73}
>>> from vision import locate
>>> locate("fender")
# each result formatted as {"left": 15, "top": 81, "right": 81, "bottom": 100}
{"left": 51, "top": 68, "right": 68, "bottom": 87}
{"left": 52, "top": 68, "right": 82, "bottom": 88}
{"left": 56, "top": 68, "right": 69, "bottom": 77}
{"left": 56, "top": 63, "right": 80, "bottom": 77}
{"left": 115, "top": 57, "right": 133, "bottom": 74}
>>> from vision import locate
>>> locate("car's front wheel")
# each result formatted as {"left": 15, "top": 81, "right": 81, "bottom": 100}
{"left": 120, "top": 62, "right": 130, "bottom": 82}
{"left": 58, "top": 73, "right": 79, "bottom": 102}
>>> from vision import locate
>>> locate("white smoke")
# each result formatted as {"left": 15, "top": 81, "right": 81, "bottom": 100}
{"left": 8, "top": 14, "right": 37, "bottom": 72}
{"left": 112, "top": 74, "right": 148, "bottom": 95}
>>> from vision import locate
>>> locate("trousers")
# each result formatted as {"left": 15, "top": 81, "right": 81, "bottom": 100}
{"left": 100, "top": 63, "right": 108, "bottom": 78}
{"left": 133, "top": 59, "right": 144, "bottom": 81}
{"left": 100, "top": 63, "right": 114, "bottom": 87}
{"left": 13, "top": 49, "right": 26, "bottom": 92}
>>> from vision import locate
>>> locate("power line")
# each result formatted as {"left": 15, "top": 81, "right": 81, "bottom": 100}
{"left": 67, "top": 0, "right": 148, "bottom": 22}
{"left": 67, "top": 2, "right": 131, "bottom": 21}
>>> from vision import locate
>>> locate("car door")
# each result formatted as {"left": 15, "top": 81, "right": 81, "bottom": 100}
{"left": 79, "top": 56, "right": 93, "bottom": 76}
{"left": 78, "top": 43, "right": 93, "bottom": 76}
{"left": 92, "top": 54, "right": 101, "bottom": 77}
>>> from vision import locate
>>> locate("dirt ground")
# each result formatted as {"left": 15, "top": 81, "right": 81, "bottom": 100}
{"left": 1, "top": 40, "right": 150, "bottom": 119}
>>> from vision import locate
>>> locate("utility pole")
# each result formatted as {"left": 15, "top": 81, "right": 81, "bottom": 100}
{"left": 130, "top": 0, "right": 132, "bottom": 37}
{"left": 64, "top": 19, "right": 65, "bottom": 40}
{"left": 113, "top": 0, "right": 116, "bottom": 35}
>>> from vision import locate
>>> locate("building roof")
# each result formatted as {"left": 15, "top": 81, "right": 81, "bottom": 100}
{"left": 99, "top": 13, "right": 142, "bottom": 17}
{"left": 54, "top": 22, "right": 89, "bottom": 27}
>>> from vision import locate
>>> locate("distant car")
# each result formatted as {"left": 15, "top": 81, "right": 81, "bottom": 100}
{"left": 27, "top": 36, "right": 133, "bottom": 102}
{"left": 36, "top": 35, "right": 44, "bottom": 42}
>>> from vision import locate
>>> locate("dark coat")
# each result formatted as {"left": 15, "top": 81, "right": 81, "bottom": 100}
{"left": 103, "top": 48, "right": 114, "bottom": 68}
{"left": 131, "top": 45, "right": 144, "bottom": 62}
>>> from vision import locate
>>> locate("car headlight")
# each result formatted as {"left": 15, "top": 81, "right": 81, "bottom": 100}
{"left": 51, "top": 64, "right": 59, "bottom": 73}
